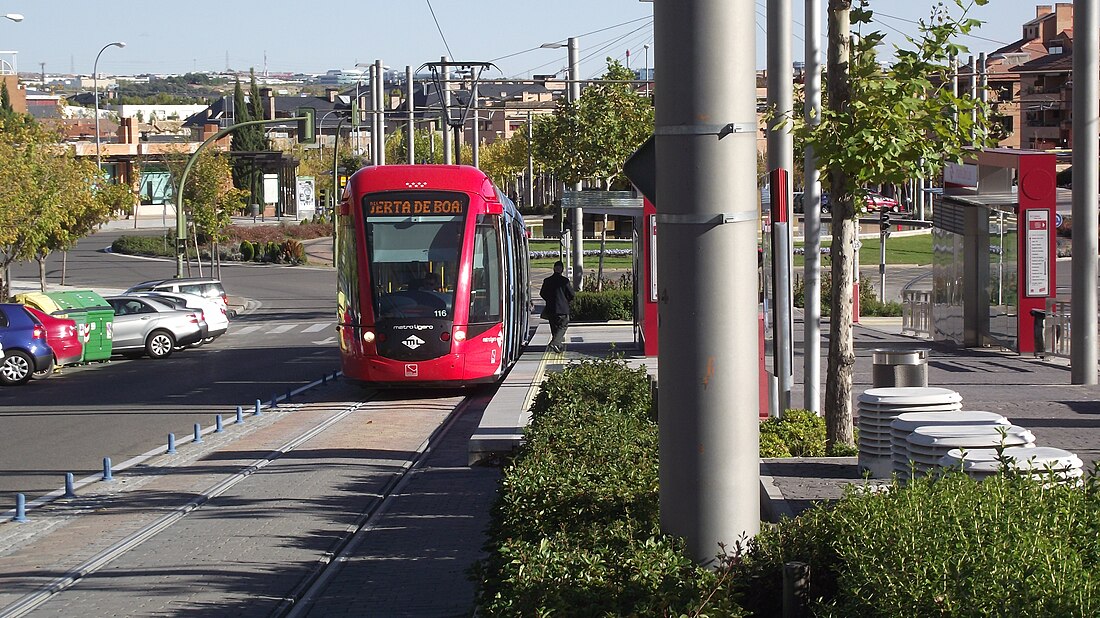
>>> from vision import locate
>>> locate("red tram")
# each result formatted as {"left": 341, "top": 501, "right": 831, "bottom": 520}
{"left": 336, "top": 165, "right": 531, "bottom": 386}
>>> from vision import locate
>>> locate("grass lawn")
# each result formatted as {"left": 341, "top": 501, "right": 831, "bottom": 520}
{"left": 793, "top": 232, "right": 934, "bottom": 268}
{"left": 528, "top": 234, "right": 933, "bottom": 270}
{"left": 530, "top": 239, "right": 634, "bottom": 269}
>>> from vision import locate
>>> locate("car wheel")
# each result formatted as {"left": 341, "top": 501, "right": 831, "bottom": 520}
{"left": 0, "top": 350, "right": 34, "bottom": 385}
{"left": 146, "top": 330, "right": 176, "bottom": 359}
{"left": 31, "top": 356, "right": 55, "bottom": 380}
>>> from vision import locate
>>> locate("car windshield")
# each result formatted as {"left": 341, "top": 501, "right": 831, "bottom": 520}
{"left": 365, "top": 215, "right": 463, "bottom": 320}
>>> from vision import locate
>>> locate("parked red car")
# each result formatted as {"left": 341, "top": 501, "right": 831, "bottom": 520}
{"left": 24, "top": 306, "right": 82, "bottom": 378}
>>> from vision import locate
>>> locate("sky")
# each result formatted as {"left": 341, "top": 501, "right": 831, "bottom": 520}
{"left": 0, "top": 1, "right": 1043, "bottom": 80}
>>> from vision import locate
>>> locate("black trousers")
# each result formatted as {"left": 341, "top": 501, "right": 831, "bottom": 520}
{"left": 548, "top": 314, "right": 569, "bottom": 350}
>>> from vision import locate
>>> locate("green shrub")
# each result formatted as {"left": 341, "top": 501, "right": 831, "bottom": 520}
{"left": 759, "top": 409, "right": 827, "bottom": 457}
{"left": 794, "top": 272, "right": 901, "bottom": 317}
{"left": 570, "top": 290, "right": 632, "bottom": 321}
{"left": 731, "top": 471, "right": 1100, "bottom": 616}
{"left": 477, "top": 359, "right": 743, "bottom": 617}
{"left": 264, "top": 241, "right": 280, "bottom": 262}
{"left": 239, "top": 241, "right": 254, "bottom": 261}
{"left": 111, "top": 234, "right": 174, "bottom": 258}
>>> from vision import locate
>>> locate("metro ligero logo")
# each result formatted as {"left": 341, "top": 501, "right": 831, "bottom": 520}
{"left": 402, "top": 335, "right": 425, "bottom": 350}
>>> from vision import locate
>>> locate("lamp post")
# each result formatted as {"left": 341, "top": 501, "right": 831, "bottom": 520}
{"left": 540, "top": 38, "right": 583, "bottom": 289}
{"left": 93, "top": 41, "right": 126, "bottom": 173}
{"left": 643, "top": 44, "right": 650, "bottom": 91}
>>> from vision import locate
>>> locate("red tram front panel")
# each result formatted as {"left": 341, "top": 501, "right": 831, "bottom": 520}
{"left": 337, "top": 165, "right": 516, "bottom": 386}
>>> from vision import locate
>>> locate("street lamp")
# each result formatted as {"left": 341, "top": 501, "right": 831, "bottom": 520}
{"left": 93, "top": 41, "right": 126, "bottom": 173}
{"left": 643, "top": 44, "right": 650, "bottom": 88}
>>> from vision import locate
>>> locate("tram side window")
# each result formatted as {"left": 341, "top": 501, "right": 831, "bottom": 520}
{"left": 469, "top": 219, "right": 502, "bottom": 324}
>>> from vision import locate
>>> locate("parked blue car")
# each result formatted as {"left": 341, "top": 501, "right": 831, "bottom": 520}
{"left": 0, "top": 303, "right": 55, "bottom": 386}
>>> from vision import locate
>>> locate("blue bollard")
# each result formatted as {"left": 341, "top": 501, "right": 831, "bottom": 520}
{"left": 322, "top": 373, "right": 328, "bottom": 385}
{"left": 255, "top": 399, "right": 263, "bottom": 417}
{"left": 236, "top": 405, "right": 244, "bottom": 424}
{"left": 193, "top": 423, "right": 203, "bottom": 444}
{"left": 215, "top": 415, "right": 224, "bottom": 433}
{"left": 167, "top": 433, "right": 177, "bottom": 454}
{"left": 102, "top": 457, "right": 113, "bottom": 481}
{"left": 13, "top": 493, "right": 27, "bottom": 522}
{"left": 64, "top": 473, "right": 76, "bottom": 498}
{"left": 271, "top": 393, "right": 279, "bottom": 408}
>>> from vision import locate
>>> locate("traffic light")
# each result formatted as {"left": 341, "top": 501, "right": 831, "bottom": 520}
{"left": 879, "top": 208, "right": 891, "bottom": 233}
{"left": 296, "top": 107, "right": 316, "bottom": 144}
{"left": 350, "top": 100, "right": 360, "bottom": 128}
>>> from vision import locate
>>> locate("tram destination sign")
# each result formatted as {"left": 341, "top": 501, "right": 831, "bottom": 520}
{"left": 364, "top": 191, "right": 469, "bottom": 216}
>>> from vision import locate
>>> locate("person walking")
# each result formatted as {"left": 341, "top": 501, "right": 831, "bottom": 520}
{"left": 540, "top": 260, "right": 574, "bottom": 353}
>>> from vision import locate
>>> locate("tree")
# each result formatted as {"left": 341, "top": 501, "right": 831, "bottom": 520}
{"left": 793, "top": 0, "right": 993, "bottom": 448}
{"left": 478, "top": 129, "right": 531, "bottom": 195}
{"left": 0, "top": 119, "right": 106, "bottom": 299}
{"left": 0, "top": 81, "right": 12, "bottom": 116}
{"left": 533, "top": 60, "right": 653, "bottom": 190}
{"left": 385, "top": 126, "right": 467, "bottom": 166}
{"left": 161, "top": 146, "right": 245, "bottom": 276}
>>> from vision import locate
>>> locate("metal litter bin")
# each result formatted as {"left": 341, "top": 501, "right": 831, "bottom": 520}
{"left": 872, "top": 349, "right": 929, "bottom": 388}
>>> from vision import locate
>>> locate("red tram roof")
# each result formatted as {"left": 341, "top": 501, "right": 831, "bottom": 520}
{"left": 349, "top": 164, "right": 497, "bottom": 201}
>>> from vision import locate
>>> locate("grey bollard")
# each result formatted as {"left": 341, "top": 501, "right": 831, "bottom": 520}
{"left": 167, "top": 433, "right": 177, "bottom": 454}
{"left": 255, "top": 399, "right": 263, "bottom": 417}
{"left": 13, "top": 493, "right": 27, "bottom": 522}
{"left": 236, "top": 405, "right": 244, "bottom": 424}
{"left": 871, "top": 349, "right": 929, "bottom": 388}
{"left": 64, "top": 473, "right": 76, "bottom": 498}
{"left": 102, "top": 457, "right": 113, "bottom": 481}
{"left": 193, "top": 423, "right": 203, "bottom": 444}
{"left": 215, "top": 415, "right": 224, "bottom": 433}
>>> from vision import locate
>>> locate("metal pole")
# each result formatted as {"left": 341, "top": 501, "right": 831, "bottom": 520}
{"left": 968, "top": 56, "right": 977, "bottom": 146}
{"left": 768, "top": 0, "right": 794, "bottom": 413}
{"left": 472, "top": 81, "right": 480, "bottom": 168}
{"left": 407, "top": 65, "right": 415, "bottom": 164}
{"left": 526, "top": 110, "right": 535, "bottom": 209}
{"left": 568, "top": 37, "right": 584, "bottom": 290}
{"left": 802, "top": 0, "right": 822, "bottom": 414}
{"left": 375, "top": 59, "right": 385, "bottom": 165}
{"left": 442, "top": 56, "right": 453, "bottom": 165}
{"left": 655, "top": 0, "right": 760, "bottom": 564}
{"left": 1072, "top": 1, "right": 1098, "bottom": 384}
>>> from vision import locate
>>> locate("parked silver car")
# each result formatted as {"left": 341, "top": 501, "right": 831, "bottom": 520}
{"left": 105, "top": 295, "right": 205, "bottom": 359}
{"left": 129, "top": 291, "right": 228, "bottom": 342}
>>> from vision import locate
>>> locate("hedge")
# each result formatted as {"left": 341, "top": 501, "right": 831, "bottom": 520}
{"left": 570, "top": 289, "right": 632, "bottom": 322}
{"left": 476, "top": 359, "right": 744, "bottom": 617}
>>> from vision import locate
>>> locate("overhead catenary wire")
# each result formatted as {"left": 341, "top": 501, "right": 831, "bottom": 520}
{"left": 424, "top": 0, "right": 455, "bottom": 61}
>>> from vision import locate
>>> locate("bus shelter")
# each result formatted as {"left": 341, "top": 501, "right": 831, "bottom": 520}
{"left": 932, "top": 149, "right": 1059, "bottom": 354}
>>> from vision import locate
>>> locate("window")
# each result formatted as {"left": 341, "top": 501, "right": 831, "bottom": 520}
{"left": 366, "top": 215, "right": 464, "bottom": 320}
{"left": 469, "top": 216, "right": 503, "bottom": 324}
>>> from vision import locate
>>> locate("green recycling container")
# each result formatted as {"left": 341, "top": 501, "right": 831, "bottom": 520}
{"left": 45, "top": 290, "right": 114, "bottom": 362}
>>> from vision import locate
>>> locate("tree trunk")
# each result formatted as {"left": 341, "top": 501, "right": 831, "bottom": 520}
{"left": 37, "top": 254, "right": 47, "bottom": 292}
{"left": 1, "top": 261, "right": 9, "bottom": 302}
{"left": 825, "top": 0, "right": 856, "bottom": 449}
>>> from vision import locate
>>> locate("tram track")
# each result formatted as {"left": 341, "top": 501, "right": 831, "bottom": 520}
{"left": 0, "top": 387, "right": 485, "bottom": 618}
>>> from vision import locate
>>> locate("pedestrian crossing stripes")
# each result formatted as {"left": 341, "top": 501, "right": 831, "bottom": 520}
{"left": 225, "top": 322, "right": 333, "bottom": 338}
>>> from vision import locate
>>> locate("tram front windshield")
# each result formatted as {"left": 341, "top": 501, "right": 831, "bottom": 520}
{"left": 365, "top": 215, "right": 463, "bottom": 320}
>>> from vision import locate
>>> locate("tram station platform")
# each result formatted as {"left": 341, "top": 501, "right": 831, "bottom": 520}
{"left": 475, "top": 312, "right": 1100, "bottom": 525}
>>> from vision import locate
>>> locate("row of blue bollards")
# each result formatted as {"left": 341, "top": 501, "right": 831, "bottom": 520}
{"left": 11, "top": 370, "right": 341, "bottom": 522}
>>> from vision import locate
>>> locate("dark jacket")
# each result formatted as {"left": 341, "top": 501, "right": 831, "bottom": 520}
{"left": 539, "top": 273, "right": 574, "bottom": 317}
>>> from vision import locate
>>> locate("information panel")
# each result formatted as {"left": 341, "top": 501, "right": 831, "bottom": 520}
{"left": 363, "top": 191, "right": 468, "bottom": 216}
{"left": 1025, "top": 208, "right": 1049, "bottom": 297}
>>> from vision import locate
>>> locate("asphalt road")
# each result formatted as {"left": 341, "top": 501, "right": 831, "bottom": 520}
{"left": 2, "top": 228, "right": 340, "bottom": 503}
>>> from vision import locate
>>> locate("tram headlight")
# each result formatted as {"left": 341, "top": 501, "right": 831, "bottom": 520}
{"left": 362, "top": 330, "right": 376, "bottom": 343}
{"left": 453, "top": 329, "right": 466, "bottom": 342}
